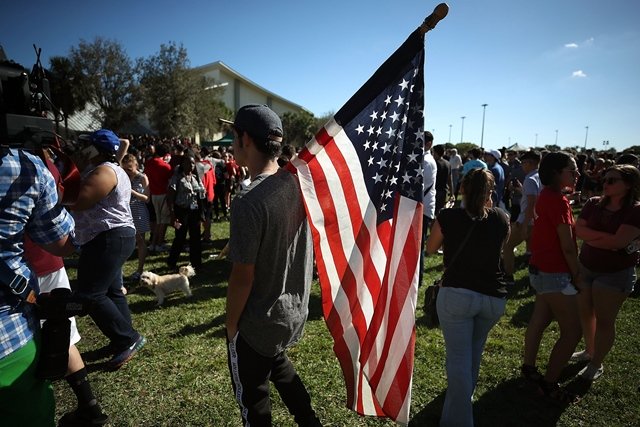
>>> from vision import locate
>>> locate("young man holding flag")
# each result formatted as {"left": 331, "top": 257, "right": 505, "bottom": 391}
{"left": 225, "top": 104, "right": 322, "bottom": 427}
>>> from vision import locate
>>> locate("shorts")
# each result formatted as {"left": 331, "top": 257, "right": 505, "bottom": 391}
{"left": 529, "top": 267, "right": 578, "bottom": 295}
{"left": 152, "top": 194, "right": 172, "bottom": 225}
{"left": 579, "top": 263, "right": 636, "bottom": 294}
{"left": 38, "top": 268, "right": 81, "bottom": 346}
{"left": 0, "top": 338, "right": 55, "bottom": 427}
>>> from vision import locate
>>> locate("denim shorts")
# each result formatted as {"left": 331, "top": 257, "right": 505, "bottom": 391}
{"left": 528, "top": 268, "right": 578, "bottom": 295}
{"left": 579, "top": 263, "right": 636, "bottom": 294}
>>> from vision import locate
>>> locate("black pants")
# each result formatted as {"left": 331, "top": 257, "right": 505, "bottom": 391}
{"left": 227, "top": 333, "right": 320, "bottom": 426}
{"left": 213, "top": 183, "right": 228, "bottom": 218}
{"left": 167, "top": 205, "right": 202, "bottom": 270}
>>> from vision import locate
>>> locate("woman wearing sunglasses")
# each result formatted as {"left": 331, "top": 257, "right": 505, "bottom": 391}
{"left": 573, "top": 165, "right": 640, "bottom": 381}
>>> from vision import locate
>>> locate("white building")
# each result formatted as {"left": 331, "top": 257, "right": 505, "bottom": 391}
{"left": 194, "top": 60, "right": 308, "bottom": 118}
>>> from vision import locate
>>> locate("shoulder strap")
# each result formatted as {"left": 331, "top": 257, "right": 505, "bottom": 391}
{"left": 0, "top": 261, "right": 35, "bottom": 302}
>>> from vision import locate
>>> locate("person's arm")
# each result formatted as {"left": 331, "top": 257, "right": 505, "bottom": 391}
{"left": 131, "top": 174, "right": 150, "bottom": 203}
{"left": 225, "top": 262, "right": 255, "bottom": 339}
{"left": 583, "top": 224, "right": 640, "bottom": 250}
{"left": 116, "top": 138, "right": 130, "bottom": 163}
{"left": 557, "top": 223, "right": 580, "bottom": 281}
{"left": 65, "top": 165, "right": 117, "bottom": 211}
{"left": 575, "top": 217, "right": 611, "bottom": 242}
{"left": 425, "top": 219, "right": 444, "bottom": 255}
{"left": 39, "top": 235, "right": 76, "bottom": 257}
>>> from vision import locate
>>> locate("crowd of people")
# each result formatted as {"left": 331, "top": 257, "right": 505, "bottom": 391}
{"left": 422, "top": 138, "right": 639, "bottom": 426}
{"left": 1, "top": 103, "right": 638, "bottom": 426}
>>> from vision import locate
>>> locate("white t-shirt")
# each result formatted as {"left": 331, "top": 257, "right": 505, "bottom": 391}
{"left": 449, "top": 154, "right": 462, "bottom": 170}
{"left": 423, "top": 152, "right": 437, "bottom": 219}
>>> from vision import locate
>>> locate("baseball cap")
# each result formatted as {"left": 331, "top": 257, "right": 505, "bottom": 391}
{"left": 90, "top": 129, "right": 120, "bottom": 154}
{"left": 486, "top": 149, "right": 501, "bottom": 161}
{"left": 233, "top": 104, "right": 283, "bottom": 142}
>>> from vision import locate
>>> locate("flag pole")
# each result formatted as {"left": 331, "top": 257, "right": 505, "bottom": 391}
{"left": 419, "top": 3, "right": 449, "bottom": 35}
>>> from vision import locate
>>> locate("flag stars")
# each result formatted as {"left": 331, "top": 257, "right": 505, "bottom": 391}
{"left": 390, "top": 111, "right": 400, "bottom": 123}
{"left": 380, "top": 203, "right": 387, "bottom": 212}
{"left": 367, "top": 125, "right": 375, "bottom": 136}
{"left": 394, "top": 95, "right": 405, "bottom": 107}
{"left": 407, "top": 152, "right": 419, "bottom": 163}
{"left": 373, "top": 172, "right": 382, "bottom": 183}
{"left": 377, "top": 158, "right": 388, "bottom": 169}
{"left": 376, "top": 127, "right": 382, "bottom": 136}
{"left": 390, "top": 176, "right": 398, "bottom": 186}
{"left": 367, "top": 156, "right": 374, "bottom": 166}
{"left": 371, "top": 141, "right": 379, "bottom": 151}
{"left": 385, "top": 127, "right": 397, "bottom": 139}
{"left": 384, "top": 95, "right": 392, "bottom": 106}
{"left": 355, "top": 124, "right": 364, "bottom": 134}
{"left": 399, "top": 78, "right": 410, "bottom": 91}
{"left": 381, "top": 142, "right": 391, "bottom": 153}
{"left": 380, "top": 111, "right": 388, "bottom": 121}
{"left": 363, "top": 140, "right": 371, "bottom": 150}
{"left": 402, "top": 172, "right": 412, "bottom": 183}
{"left": 369, "top": 110, "right": 379, "bottom": 121}
{"left": 384, "top": 189, "right": 393, "bottom": 199}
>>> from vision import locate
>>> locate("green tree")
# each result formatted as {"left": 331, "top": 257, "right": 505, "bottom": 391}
{"left": 48, "top": 56, "right": 89, "bottom": 136}
{"left": 282, "top": 110, "right": 317, "bottom": 146}
{"left": 69, "top": 37, "right": 140, "bottom": 130}
{"left": 138, "top": 42, "right": 229, "bottom": 138}
{"left": 454, "top": 142, "right": 479, "bottom": 156}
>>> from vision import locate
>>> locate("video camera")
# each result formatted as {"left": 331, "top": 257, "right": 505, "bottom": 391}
{"left": 0, "top": 44, "right": 81, "bottom": 203}
{"left": 0, "top": 44, "right": 58, "bottom": 148}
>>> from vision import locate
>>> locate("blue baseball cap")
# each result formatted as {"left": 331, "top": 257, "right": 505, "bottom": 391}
{"left": 90, "top": 129, "right": 120, "bottom": 154}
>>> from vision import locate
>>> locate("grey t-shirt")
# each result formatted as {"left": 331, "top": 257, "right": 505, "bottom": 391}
{"left": 228, "top": 169, "right": 313, "bottom": 357}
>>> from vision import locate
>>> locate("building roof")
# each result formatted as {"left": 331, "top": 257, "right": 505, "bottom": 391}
{"left": 193, "top": 60, "right": 310, "bottom": 114}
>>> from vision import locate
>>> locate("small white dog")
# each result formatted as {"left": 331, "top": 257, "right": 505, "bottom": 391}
{"left": 139, "top": 265, "right": 195, "bottom": 306}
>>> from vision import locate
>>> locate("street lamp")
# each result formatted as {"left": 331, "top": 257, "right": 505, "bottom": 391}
{"left": 448, "top": 124, "right": 452, "bottom": 143}
{"left": 480, "top": 104, "right": 488, "bottom": 148}
{"left": 584, "top": 126, "right": 589, "bottom": 149}
{"left": 460, "top": 116, "right": 466, "bottom": 143}
{"left": 555, "top": 129, "right": 558, "bottom": 146}
{"left": 535, "top": 133, "right": 538, "bottom": 147}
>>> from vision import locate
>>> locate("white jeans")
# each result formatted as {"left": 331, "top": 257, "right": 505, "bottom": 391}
{"left": 436, "top": 287, "right": 505, "bottom": 427}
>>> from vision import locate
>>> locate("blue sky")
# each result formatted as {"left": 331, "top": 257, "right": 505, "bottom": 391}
{"left": 2, "top": 0, "right": 639, "bottom": 151}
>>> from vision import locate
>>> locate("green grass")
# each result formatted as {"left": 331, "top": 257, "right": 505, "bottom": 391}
{"left": 54, "top": 221, "right": 640, "bottom": 426}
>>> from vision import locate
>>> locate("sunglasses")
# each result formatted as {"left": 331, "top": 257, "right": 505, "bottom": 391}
{"left": 603, "top": 177, "right": 623, "bottom": 185}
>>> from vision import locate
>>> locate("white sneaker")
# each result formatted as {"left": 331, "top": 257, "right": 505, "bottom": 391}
{"left": 578, "top": 363, "right": 603, "bottom": 381}
{"left": 571, "top": 350, "right": 592, "bottom": 362}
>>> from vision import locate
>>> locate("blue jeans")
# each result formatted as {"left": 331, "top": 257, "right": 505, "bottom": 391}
{"left": 436, "top": 287, "right": 505, "bottom": 427}
{"left": 77, "top": 227, "right": 139, "bottom": 352}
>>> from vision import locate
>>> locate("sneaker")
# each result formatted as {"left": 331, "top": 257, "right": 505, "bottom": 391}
{"left": 58, "top": 407, "right": 108, "bottom": 426}
{"left": 579, "top": 363, "right": 603, "bottom": 381}
{"left": 571, "top": 350, "right": 592, "bottom": 362}
{"left": 129, "top": 272, "right": 141, "bottom": 281}
{"left": 108, "top": 335, "right": 146, "bottom": 369}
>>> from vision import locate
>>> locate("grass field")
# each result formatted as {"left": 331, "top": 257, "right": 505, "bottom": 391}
{"left": 54, "top": 221, "right": 640, "bottom": 426}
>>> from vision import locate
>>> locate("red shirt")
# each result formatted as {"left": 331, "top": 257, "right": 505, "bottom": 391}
{"left": 144, "top": 157, "right": 174, "bottom": 195}
{"left": 23, "top": 158, "right": 64, "bottom": 276}
{"left": 530, "top": 187, "right": 576, "bottom": 273}
{"left": 579, "top": 198, "right": 640, "bottom": 272}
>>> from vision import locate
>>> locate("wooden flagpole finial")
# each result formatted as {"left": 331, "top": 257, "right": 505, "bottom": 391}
{"left": 420, "top": 3, "right": 449, "bottom": 35}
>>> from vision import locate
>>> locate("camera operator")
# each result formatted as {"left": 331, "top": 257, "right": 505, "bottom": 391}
{"left": 0, "top": 145, "right": 76, "bottom": 427}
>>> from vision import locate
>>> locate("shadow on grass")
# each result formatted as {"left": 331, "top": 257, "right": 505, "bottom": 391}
{"left": 473, "top": 377, "right": 573, "bottom": 427}
{"left": 172, "top": 313, "right": 226, "bottom": 338}
{"left": 409, "top": 391, "right": 445, "bottom": 426}
{"left": 509, "top": 300, "right": 535, "bottom": 328}
{"left": 128, "top": 282, "right": 228, "bottom": 314}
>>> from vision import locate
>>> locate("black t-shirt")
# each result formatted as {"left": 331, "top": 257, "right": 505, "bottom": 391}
{"left": 435, "top": 158, "right": 450, "bottom": 192}
{"left": 437, "top": 207, "right": 510, "bottom": 298}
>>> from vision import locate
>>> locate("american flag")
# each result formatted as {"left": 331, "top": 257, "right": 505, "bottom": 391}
{"left": 289, "top": 29, "right": 424, "bottom": 424}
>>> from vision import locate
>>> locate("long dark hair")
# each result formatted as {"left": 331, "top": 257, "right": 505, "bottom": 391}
{"left": 461, "top": 168, "right": 494, "bottom": 219}
{"left": 599, "top": 164, "right": 640, "bottom": 208}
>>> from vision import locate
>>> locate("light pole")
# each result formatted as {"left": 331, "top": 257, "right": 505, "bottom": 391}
{"left": 555, "top": 129, "right": 558, "bottom": 146}
{"left": 460, "top": 116, "right": 466, "bottom": 143}
{"left": 584, "top": 126, "right": 589, "bottom": 149}
{"left": 448, "top": 124, "right": 452, "bottom": 143}
{"left": 535, "top": 133, "right": 538, "bottom": 147}
{"left": 480, "top": 104, "right": 488, "bottom": 148}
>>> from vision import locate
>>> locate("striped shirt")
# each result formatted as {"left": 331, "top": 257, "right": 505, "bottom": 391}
{"left": 0, "top": 147, "right": 75, "bottom": 359}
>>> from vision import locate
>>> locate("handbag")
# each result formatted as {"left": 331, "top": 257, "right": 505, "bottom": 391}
{"left": 423, "top": 220, "right": 477, "bottom": 328}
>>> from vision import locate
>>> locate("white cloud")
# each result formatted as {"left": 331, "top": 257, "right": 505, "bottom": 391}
{"left": 572, "top": 70, "right": 587, "bottom": 78}
{"left": 565, "top": 43, "right": 579, "bottom": 48}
